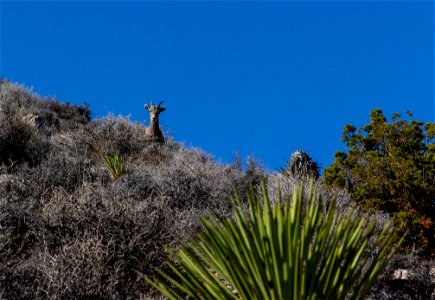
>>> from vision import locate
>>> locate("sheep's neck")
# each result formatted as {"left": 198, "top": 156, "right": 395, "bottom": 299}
{"left": 148, "top": 120, "right": 160, "bottom": 132}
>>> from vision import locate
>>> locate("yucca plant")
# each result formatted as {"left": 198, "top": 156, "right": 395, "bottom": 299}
{"left": 104, "top": 153, "right": 125, "bottom": 180}
{"left": 145, "top": 182, "right": 401, "bottom": 300}
{"left": 280, "top": 150, "right": 320, "bottom": 180}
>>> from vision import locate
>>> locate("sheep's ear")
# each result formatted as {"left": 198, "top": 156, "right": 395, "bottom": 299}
{"left": 159, "top": 107, "right": 166, "bottom": 112}
{"left": 144, "top": 104, "right": 150, "bottom": 111}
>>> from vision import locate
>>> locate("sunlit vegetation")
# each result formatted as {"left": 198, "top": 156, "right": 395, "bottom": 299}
{"left": 0, "top": 80, "right": 433, "bottom": 299}
{"left": 104, "top": 153, "right": 126, "bottom": 181}
{"left": 324, "top": 109, "right": 435, "bottom": 258}
{"left": 146, "top": 182, "right": 400, "bottom": 300}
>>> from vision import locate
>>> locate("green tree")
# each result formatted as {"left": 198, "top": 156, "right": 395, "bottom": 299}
{"left": 324, "top": 108, "right": 435, "bottom": 257}
{"left": 145, "top": 182, "right": 399, "bottom": 299}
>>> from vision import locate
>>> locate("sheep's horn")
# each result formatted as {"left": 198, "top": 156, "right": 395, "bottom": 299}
{"left": 157, "top": 101, "right": 164, "bottom": 107}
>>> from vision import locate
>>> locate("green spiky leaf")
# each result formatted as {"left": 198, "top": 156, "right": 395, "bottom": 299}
{"left": 145, "top": 181, "right": 401, "bottom": 299}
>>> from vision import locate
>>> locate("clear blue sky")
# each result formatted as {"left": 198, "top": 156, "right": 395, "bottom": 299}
{"left": 1, "top": 1, "right": 434, "bottom": 171}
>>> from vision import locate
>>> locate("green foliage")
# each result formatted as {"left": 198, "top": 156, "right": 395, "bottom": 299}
{"left": 324, "top": 109, "right": 435, "bottom": 257}
{"left": 280, "top": 150, "right": 320, "bottom": 180}
{"left": 146, "top": 182, "right": 399, "bottom": 299}
{"left": 104, "top": 153, "right": 126, "bottom": 180}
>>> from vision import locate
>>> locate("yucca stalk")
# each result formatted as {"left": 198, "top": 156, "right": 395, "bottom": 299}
{"left": 104, "top": 153, "right": 125, "bottom": 180}
{"left": 145, "top": 182, "right": 401, "bottom": 299}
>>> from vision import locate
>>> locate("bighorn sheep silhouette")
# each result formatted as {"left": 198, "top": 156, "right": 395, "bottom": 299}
{"left": 144, "top": 101, "right": 166, "bottom": 143}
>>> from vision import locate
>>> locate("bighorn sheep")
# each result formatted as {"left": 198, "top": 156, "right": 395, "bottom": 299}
{"left": 144, "top": 101, "right": 166, "bottom": 143}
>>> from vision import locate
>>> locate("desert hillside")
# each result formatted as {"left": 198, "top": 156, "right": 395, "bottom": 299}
{"left": 0, "top": 81, "right": 433, "bottom": 299}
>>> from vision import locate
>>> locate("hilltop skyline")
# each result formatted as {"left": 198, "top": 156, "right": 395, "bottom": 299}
{"left": 1, "top": 1, "right": 434, "bottom": 171}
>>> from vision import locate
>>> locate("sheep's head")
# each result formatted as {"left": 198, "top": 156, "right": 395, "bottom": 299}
{"left": 144, "top": 101, "right": 166, "bottom": 123}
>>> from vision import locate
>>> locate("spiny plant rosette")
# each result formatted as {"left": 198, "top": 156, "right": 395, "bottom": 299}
{"left": 104, "top": 153, "right": 126, "bottom": 180}
{"left": 280, "top": 150, "right": 320, "bottom": 180}
{"left": 145, "top": 181, "right": 401, "bottom": 300}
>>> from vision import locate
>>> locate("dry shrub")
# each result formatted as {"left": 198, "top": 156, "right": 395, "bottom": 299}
{"left": 0, "top": 113, "right": 51, "bottom": 168}
{"left": 84, "top": 116, "right": 149, "bottom": 160}
{"left": 368, "top": 252, "right": 435, "bottom": 299}
{"left": 32, "top": 99, "right": 91, "bottom": 132}
{"left": 139, "top": 142, "right": 170, "bottom": 166}
{"left": 0, "top": 80, "right": 90, "bottom": 169}
{"left": 0, "top": 80, "right": 90, "bottom": 134}
{"left": 37, "top": 234, "right": 109, "bottom": 299}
